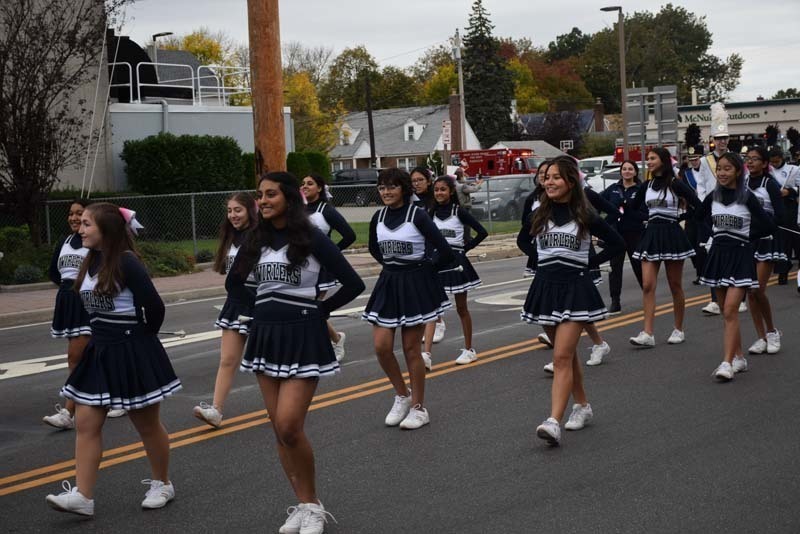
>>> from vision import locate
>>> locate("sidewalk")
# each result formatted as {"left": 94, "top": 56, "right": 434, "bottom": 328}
{"left": 0, "top": 235, "right": 522, "bottom": 327}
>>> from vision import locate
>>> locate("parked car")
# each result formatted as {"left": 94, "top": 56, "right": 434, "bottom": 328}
{"left": 579, "top": 156, "right": 615, "bottom": 178}
{"left": 330, "top": 168, "right": 384, "bottom": 206}
{"left": 470, "top": 174, "right": 534, "bottom": 221}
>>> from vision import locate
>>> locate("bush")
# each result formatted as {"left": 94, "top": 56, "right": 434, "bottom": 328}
{"left": 138, "top": 242, "right": 196, "bottom": 277}
{"left": 286, "top": 152, "right": 311, "bottom": 180}
{"left": 13, "top": 264, "right": 44, "bottom": 284}
{"left": 195, "top": 249, "right": 214, "bottom": 263}
{"left": 0, "top": 226, "right": 52, "bottom": 284}
{"left": 577, "top": 133, "right": 618, "bottom": 159}
{"left": 304, "top": 151, "right": 331, "bottom": 179}
{"left": 121, "top": 133, "right": 246, "bottom": 194}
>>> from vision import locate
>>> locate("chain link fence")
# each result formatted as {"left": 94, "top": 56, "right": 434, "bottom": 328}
{"left": 4, "top": 179, "right": 530, "bottom": 254}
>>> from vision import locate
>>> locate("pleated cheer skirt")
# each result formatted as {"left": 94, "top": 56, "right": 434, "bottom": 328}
{"left": 61, "top": 325, "right": 181, "bottom": 410}
{"left": 51, "top": 282, "right": 91, "bottom": 338}
{"left": 754, "top": 235, "right": 787, "bottom": 263}
{"left": 438, "top": 251, "right": 481, "bottom": 294}
{"left": 317, "top": 268, "right": 339, "bottom": 292}
{"left": 215, "top": 294, "right": 254, "bottom": 335}
{"left": 633, "top": 222, "right": 696, "bottom": 262}
{"left": 241, "top": 296, "right": 338, "bottom": 379}
{"left": 362, "top": 264, "right": 452, "bottom": 328}
{"left": 700, "top": 240, "right": 758, "bottom": 288}
{"left": 521, "top": 268, "right": 608, "bottom": 326}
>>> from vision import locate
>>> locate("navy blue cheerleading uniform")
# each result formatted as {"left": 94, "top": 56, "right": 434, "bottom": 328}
{"left": 49, "top": 233, "right": 91, "bottom": 338}
{"left": 431, "top": 202, "right": 487, "bottom": 293}
{"left": 518, "top": 203, "right": 624, "bottom": 325}
{"left": 229, "top": 227, "right": 364, "bottom": 378}
{"left": 747, "top": 174, "right": 786, "bottom": 263}
{"left": 306, "top": 199, "right": 356, "bottom": 291}
{"left": 698, "top": 188, "right": 775, "bottom": 288}
{"left": 629, "top": 176, "right": 700, "bottom": 261}
{"left": 215, "top": 230, "right": 257, "bottom": 334}
{"left": 61, "top": 252, "right": 181, "bottom": 410}
{"left": 362, "top": 202, "right": 455, "bottom": 327}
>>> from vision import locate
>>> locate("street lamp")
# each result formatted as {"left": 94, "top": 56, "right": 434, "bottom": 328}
{"left": 151, "top": 31, "right": 173, "bottom": 76}
{"left": 601, "top": 6, "right": 628, "bottom": 159}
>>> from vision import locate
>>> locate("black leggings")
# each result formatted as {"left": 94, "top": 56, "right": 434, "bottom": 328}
{"left": 609, "top": 230, "right": 643, "bottom": 302}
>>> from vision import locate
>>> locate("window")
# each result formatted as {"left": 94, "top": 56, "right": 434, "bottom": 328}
{"left": 407, "top": 125, "right": 415, "bottom": 141}
{"left": 331, "top": 160, "right": 352, "bottom": 172}
{"left": 396, "top": 157, "right": 417, "bottom": 171}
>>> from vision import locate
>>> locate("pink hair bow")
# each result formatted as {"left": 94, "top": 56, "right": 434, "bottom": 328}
{"left": 118, "top": 207, "right": 144, "bottom": 235}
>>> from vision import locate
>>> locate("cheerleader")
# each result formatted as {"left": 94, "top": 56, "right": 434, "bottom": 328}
{"left": 193, "top": 193, "right": 258, "bottom": 429}
{"left": 518, "top": 157, "right": 624, "bottom": 445}
{"left": 230, "top": 172, "right": 364, "bottom": 534}
{"left": 301, "top": 174, "right": 357, "bottom": 361}
{"left": 698, "top": 153, "right": 775, "bottom": 380}
{"left": 423, "top": 175, "right": 487, "bottom": 365}
{"left": 628, "top": 147, "right": 701, "bottom": 347}
{"left": 362, "top": 168, "right": 454, "bottom": 430}
{"left": 46, "top": 203, "right": 181, "bottom": 516}
{"left": 744, "top": 146, "right": 785, "bottom": 354}
{"left": 411, "top": 166, "right": 446, "bottom": 348}
{"left": 42, "top": 199, "right": 92, "bottom": 429}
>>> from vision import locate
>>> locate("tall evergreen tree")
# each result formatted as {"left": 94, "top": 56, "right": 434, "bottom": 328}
{"left": 462, "top": 0, "right": 515, "bottom": 148}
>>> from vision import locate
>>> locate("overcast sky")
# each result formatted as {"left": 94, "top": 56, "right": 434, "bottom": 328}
{"left": 123, "top": 0, "right": 800, "bottom": 103}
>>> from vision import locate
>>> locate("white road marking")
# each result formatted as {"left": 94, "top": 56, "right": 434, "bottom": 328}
{"left": 475, "top": 290, "right": 529, "bottom": 306}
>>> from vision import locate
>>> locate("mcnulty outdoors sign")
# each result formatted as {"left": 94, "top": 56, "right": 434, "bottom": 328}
{"left": 678, "top": 111, "right": 761, "bottom": 124}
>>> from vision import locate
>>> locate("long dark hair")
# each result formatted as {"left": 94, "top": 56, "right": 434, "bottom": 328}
{"left": 213, "top": 192, "right": 258, "bottom": 274}
{"left": 647, "top": 147, "right": 676, "bottom": 200}
{"left": 712, "top": 152, "right": 749, "bottom": 204}
{"left": 378, "top": 167, "right": 413, "bottom": 203}
{"left": 305, "top": 173, "right": 331, "bottom": 201}
{"left": 429, "top": 175, "right": 459, "bottom": 215}
{"left": 74, "top": 202, "right": 139, "bottom": 297}
{"left": 530, "top": 156, "right": 595, "bottom": 239}
{"left": 236, "top": 172, "right": 312, "bottom": 278}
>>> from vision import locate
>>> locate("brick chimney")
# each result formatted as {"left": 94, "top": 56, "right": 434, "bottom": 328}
{"left": 593, "top": 98, "right": 605, "bottom": 132}
{"left": 449, "top": 91, "right": 463, "bottom": 151}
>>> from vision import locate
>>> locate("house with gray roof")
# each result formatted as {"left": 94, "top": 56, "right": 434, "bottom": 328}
{"left": 329, "top": 104, "right": 480, "bottom": 172}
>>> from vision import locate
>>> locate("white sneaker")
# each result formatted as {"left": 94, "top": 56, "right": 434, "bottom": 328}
{"left": 455, "top": 348, "right": 477, "bottom": 365}
{"left": 537, "top": 332, "right": 553, "bottom": 348}
{"left": 279, "top": 503, "right": 306, "bottom": 534}
{"left": 748, "top": 338, "right": 767, "bottom": 354}
{"left": 399, "top": 404, "right": 430, "bottom": 430}
{"left": 667, "top": 329, "right": 685, "bottom": 344}
{"left": 766, "top": 330, "right": 781, "bottom": 354}
{"left": 701, "top": 302, "right": 721, "bottom": 315}
{"left": 432, "top": 319, "right": 446, "bottom": 343}
{"left": 141, "top": 479, "right": 175, "bottom": 509}
{"left": 564, "top": 403, "right": 593, "bottom": 430}
{"left": 421, "top": 351, "right": 432, "bottom": 371}
{"left": 713, "top": 361, "right": 734, "bottom": 381}
{"left": 536, "top": 417, "right": 561, "bottom": 445}
{"left": 732, "top": 355, "right": 748, "bottom": 373}
{"left": 43, "top": 404, "right": 74, "bottom": 430}
{"left": 299, "top": 502, "right": 337, "bottom": 534}
{"left": 46, "top": 481, "right": 94, "bottom": 516}
{"left": 543, "top": 361, "right": 554, "bottom": 375}
{"left": 107, "top": 409, "right": 126, "bottom": 418}
{"left": 629, "top": 331, "right": 655, "bottom": 347}
{"left": 193, "top": 402, "right": 222, "bottom": 428}
{"left": 384, "top": 392, "right": 413, "bottom": 426}
{"left": 331, "top": 331, "right": 346, "bottom": 362}
{"left": 586, "top": 342, "right": 610, "bottom": 366}
{"left": 738, "top": 301, "right": 748, "bottom": 313}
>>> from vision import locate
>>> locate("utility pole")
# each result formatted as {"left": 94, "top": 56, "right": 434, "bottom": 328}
{"left": 365, "top": 74, "right": 377, "bottom": 168}
{"left": 453, "top": 29, "right": 467, "bottom": 151}
{"left": 247, "top": 0, "right": 285, "bottom": 179}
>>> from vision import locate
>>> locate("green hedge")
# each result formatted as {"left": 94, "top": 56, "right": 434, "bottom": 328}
{"left": 286, "top": 152, "right": 311, "bottom": 180}
{"left": 121, "top": 133, "right": 246, "bottom": 194}
{"left": 305, "top": 151, "right": 331, "bottom": 179}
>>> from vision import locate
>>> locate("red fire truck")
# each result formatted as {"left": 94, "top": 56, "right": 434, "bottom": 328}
{"left": 613, "top": 143, "right": 678, "bottom": 163}
{"left": 451, "top": 149, "right": 545, "bottom": 176}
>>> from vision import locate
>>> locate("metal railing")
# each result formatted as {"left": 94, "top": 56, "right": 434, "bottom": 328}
{"left": 136, "top": 62, "right": 196, "bottom": 104}
{"left": 108, "top": 61, "right": 133, "bottom": 103}
{"left": 197, "top": 65, "right": 251, "bottom": 106}
{"left": 11, "top": 182, "right": 525, "bottom": 256}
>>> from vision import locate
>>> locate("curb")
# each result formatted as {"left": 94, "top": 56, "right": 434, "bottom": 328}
{"left": 0, "top": 246, "right": 523, "bottom": 328}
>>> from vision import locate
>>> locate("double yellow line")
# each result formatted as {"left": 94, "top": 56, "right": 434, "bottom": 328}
{"left": 1, "top": 273, "right": 793, "bottom": 497}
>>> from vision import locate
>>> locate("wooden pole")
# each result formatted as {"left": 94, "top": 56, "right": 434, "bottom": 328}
{"left": 247, "top": 0, "right": 285, "bottom": 180}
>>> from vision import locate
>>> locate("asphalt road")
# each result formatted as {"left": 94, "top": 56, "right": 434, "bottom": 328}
{"left": 1, "top": 257, "right": 799, "bottom": 533}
